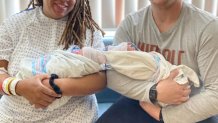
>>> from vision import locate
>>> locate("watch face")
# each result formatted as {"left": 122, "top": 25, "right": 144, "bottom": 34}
{"left": 149, "top": 84, "right": 158, "bottom": 103}
{"left": 152, "top": 89, "right": 157, "bottom": 98}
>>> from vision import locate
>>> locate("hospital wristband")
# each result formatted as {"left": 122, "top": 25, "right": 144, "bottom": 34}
{"left": 2, "top": 77, "right": 14, "bottom": 95}
{"left": 10, "top": 78, "right": 21, "bottom": 95}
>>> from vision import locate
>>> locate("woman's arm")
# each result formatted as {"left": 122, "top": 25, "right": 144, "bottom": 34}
{"left": 42, "top": 71, "right": 106, "bottom": 96}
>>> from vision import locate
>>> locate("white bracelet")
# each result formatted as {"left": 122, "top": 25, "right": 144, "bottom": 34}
{"left": 10, "top": 78, "right": 21, "bottom": 96}
{"left": 2, "top": 77, "right": 13, "bottom": 95}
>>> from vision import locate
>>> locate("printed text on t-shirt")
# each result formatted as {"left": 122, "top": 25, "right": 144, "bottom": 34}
{"left": 137, "top": 43, "right": 185, "bottom": 65}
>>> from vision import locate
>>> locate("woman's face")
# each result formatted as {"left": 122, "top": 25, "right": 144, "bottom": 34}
{"left": 43, "top": 0, "right": 76, "bottom": 19}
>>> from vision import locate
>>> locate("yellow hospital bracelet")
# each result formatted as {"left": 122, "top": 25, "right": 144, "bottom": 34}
{"left": 3, "top": 77, "right": 14, "bottom": 95}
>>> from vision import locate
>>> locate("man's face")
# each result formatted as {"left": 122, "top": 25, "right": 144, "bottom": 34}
{"left": 149, "top": 0, "right": 179, "bottom": 7}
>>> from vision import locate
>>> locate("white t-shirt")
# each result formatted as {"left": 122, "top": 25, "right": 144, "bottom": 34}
{"left": 109, "top": 2, "right": 218, "bottom": 123}
{"left": 0, "top": 7, "right": 104, "bottom": 122}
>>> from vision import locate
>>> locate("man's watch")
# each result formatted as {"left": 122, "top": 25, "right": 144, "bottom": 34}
{"left": 149, "top": 83, "right": 158, "bottom": 104}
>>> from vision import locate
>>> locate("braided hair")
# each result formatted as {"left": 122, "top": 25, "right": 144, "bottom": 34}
{"left": 27, "top": 0, "right": 105, "bottom": 49}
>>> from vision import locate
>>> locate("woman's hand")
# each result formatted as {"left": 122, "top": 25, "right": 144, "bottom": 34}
{"left": 16, "top": 74, "right": 60, "bottom": 109}
{"left": 156, "top": 69, "right": 191, "bottom": 105}
{"left": 139, "top": 101, "right": 161, "bottom": 121}
{"left": 41, "top": 78, "right": 52, "bottom": 90}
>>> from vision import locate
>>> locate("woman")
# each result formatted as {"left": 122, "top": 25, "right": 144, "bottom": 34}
{"left": 0, "top": 0, "right": 106, "bottom": 122}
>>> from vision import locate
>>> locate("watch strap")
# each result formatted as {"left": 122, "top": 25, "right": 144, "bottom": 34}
{"left": 49, "top": 74, "right": 62, "bottom": 96}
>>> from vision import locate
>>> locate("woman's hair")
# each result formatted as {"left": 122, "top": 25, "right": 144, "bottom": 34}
{"left": 28, "top": 0, "right": 105, "bottom": 49}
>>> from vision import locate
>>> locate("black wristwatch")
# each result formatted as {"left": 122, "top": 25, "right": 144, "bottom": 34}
{"left": 149, "top": 83, "right": 158, "bottom": 104}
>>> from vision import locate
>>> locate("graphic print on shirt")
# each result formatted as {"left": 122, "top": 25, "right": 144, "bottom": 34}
{"left": 137, "top": 42, "right": 185, "bottom": 65}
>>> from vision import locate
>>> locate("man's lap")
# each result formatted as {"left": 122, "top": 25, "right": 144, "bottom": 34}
{"left": 96, "top": 97, "right": 161, "bottom": 123}
{"left": 96, "top": 96, "right": 218, "bottom": 123}
{"left": 198, "top": 116, "right": 218, "bottom": 123}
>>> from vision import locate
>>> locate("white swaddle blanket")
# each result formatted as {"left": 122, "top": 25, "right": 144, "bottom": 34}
{"left": 17, "top": 50, "right": 102, "bottom": 111}
{"left": 105, "top": 51, "right": 199, "bottom": 87}
{"left": 17, "top": 48, "right": 200, "bottom": 110}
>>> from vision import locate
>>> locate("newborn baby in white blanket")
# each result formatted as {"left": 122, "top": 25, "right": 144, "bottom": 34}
{"left": 17, "top": 42, "right": 199, "bottom": 110}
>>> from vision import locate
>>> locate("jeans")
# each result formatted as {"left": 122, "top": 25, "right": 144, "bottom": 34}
{"left": 96, "top": 96, "right": 218, "bottom": 123}
{"left": 96, "top": 97, "right": 161, "bottom": 123}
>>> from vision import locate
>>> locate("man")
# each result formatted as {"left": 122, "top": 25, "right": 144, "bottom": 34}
{"left": 97, "top": 0, "right": 218, "bottom": 123}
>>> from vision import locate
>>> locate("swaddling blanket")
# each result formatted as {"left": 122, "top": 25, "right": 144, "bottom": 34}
{"left": 17, "top": 50, "right": 102, "bottom": 111}
{"left": 105, "top": 51, "right": 199, "bottom": 87}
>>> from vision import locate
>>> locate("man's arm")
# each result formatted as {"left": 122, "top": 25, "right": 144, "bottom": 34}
{"left": 112, "top": 16, "right": 190, "bottom": 103}
{"left": 107, "top": 68, "right": 189, "bottom": 104}
{"left": 161, "top": 20, "right": 218, "bottom": 123}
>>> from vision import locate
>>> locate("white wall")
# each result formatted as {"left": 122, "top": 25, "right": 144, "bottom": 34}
{"left": 89, "top": 0, "right": 102, "bottom": 27}
{"left": 0, "top": 0, "right": 6, "bottom": 23}
{"left": 0, "top": 0, "right": 30, "bottom": 23}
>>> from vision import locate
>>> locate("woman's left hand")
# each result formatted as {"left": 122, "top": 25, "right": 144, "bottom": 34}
{"left": 139, "top": 101, "right": 161, "bottom": 121}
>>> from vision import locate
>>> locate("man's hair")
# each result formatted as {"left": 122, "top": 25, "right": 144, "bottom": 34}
{"left": 27, "top": 0, "right": 104, "bottom": 49}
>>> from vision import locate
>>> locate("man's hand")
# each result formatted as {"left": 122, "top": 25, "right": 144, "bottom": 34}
{"left": 156, "top": 69, "right": 191, "bottom": 105}
{"left": 139, "top": 101, "right": 161, "bottom": 121}
{"left": 16, "top": 74, "right": 60, "bottom": 109}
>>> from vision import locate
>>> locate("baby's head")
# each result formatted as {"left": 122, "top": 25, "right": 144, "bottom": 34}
{"left": 82, "top": 47, "right": 107, "bottom": 64}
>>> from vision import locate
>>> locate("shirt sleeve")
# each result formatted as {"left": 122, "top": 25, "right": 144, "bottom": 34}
{"left": 107, "top": 70, "right": 155, "bottom": 103}
{"left": 162, "top": 20, "right": 218, "bottom": 123}
{"left": 0, "top": 21, "right": 13, "bottom": 61}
